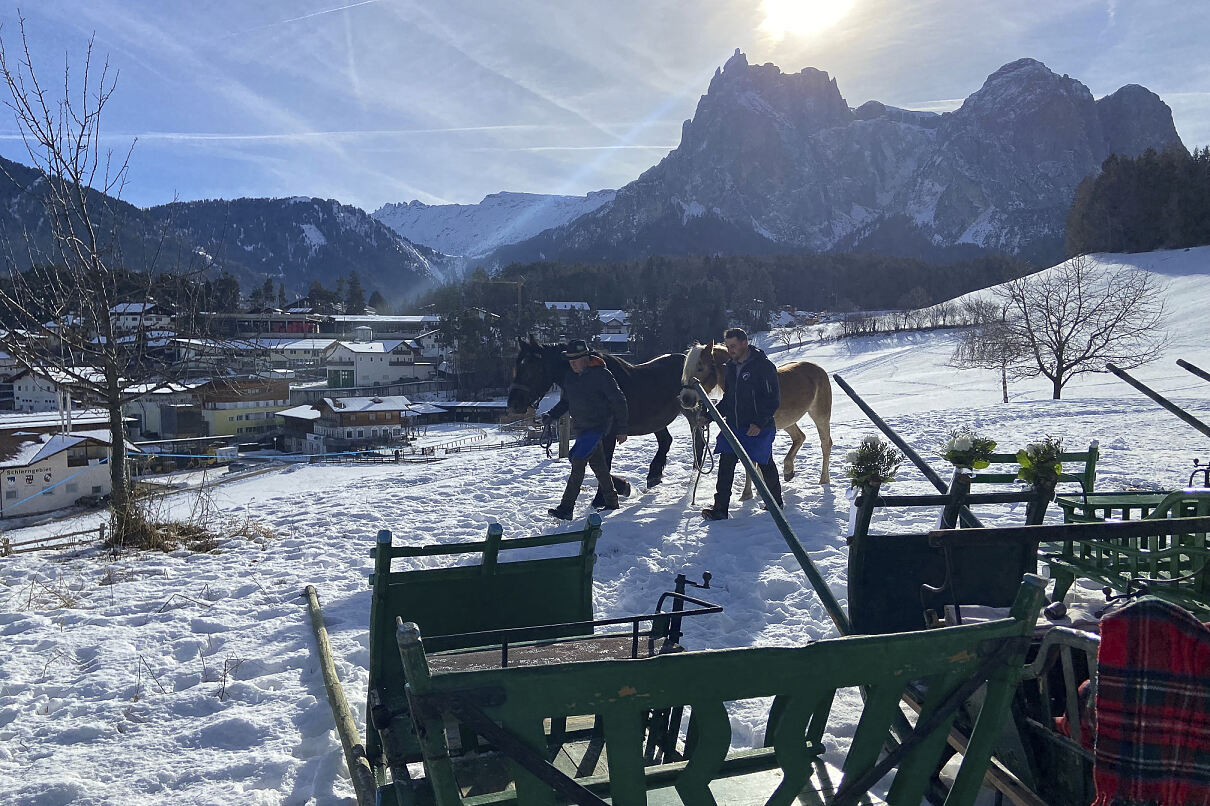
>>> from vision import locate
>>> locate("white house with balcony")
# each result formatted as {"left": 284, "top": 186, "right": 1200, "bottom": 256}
{"left": 109, "top": 302, "right": 174, "bottom": 334}
{"left": 594, "top": 309, "right": 631, "bottom": 353}
{"left": 323, "top": 340, "right": 435, "bottom": 388}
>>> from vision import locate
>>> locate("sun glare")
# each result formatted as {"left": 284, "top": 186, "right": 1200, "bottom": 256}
{"left": 759, "top": 0, "right": 855, "bottom": 40}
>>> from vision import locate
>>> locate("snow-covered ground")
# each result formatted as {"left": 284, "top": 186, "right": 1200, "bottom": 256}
{"left": 1, "top": 248, "right": 1208, "bottom": 805}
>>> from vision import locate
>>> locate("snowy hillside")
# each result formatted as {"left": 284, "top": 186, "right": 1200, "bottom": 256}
{"left": 372, "top": 190, "right": 615, "bottom": 262}
{"left": 1, "top": 248, "right": 1208, "bottom": 804}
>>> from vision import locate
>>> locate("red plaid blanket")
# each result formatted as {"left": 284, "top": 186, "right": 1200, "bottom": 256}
{"left": 1094, "top": 597, "right": 1210, "bottom": 806}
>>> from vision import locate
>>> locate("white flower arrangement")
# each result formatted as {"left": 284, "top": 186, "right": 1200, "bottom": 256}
{"left": 940, "top": 427, "right": 997, "bottom": 469}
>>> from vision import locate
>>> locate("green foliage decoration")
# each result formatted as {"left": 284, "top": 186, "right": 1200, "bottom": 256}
{"left": 846, "top": 435, "right": 904, "bottom": 489}
{"left": 1016, "top": 437, "right": 1064, "bottom": 488}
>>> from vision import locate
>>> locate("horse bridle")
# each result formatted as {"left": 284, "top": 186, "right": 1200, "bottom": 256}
{"left": 508, "top": 381, "right": 545, "bottom": 412}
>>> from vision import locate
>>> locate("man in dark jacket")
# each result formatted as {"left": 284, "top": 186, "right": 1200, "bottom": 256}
{"left": 702, "top": 328, "right": 782, "bottom": 520}
{"left": 542, "top": 339, "right": 629, "bottom": 519}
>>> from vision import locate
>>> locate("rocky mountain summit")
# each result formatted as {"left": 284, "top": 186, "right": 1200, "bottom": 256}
{"left": 487, "top": 51, "right": 1183, "bottom": 266}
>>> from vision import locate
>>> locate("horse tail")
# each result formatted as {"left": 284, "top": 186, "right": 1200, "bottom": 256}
{"left": 814, "top": 363, "right": 833, "bottom": 420}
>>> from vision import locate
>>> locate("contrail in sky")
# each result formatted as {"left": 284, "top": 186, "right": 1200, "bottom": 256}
{"left": 220, "top": 0, "right": 390, "bottom": 39}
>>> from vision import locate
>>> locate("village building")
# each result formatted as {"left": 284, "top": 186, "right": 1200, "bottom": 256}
{"left": 303, "top": 395, "right": 444, "bottom": 453}
{"left": 323, "top": 339, "right": 436, "bottom": 388}
{"left": 192, "top": 378, "right": 291, "bottom": 438}
{"left": 122, "top": 381, "right": 206, "bottom": 439}
{"left": 543, "top": 301, "right": 591, "bottom": 327}
{"left": 205, "top": 310, "right": 324, "bottom": 338}
{"left": 594, "top": 309, "right": 631, "bottom": 354}
{"left": 1, "top": 368, "right": 104, "bottom": 413}
{"left": 275, "top": 404, "right": 323, "bottom": 454}
{"left": 273, "top": 338, "right": 339, "bottom": 370}
{"left": 0, "top": 414, "right": 136, "bottom": 517}
{"left": 442, "top": 400, "right": 511, "bottom": 424}
{"left": 109, "top": 302, "right": 174, "bottom": 334}
{"left": 321, "top": 314, "right": 442, "bottom": 340}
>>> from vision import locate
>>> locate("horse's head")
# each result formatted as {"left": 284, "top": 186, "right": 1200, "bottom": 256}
{"left": 508, "top": 335, "right": 561, "bottom": 414}
{"left": 679, "top": 339, "right": 721, "bottom": 410}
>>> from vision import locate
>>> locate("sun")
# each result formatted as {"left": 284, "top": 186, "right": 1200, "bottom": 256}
{"left": 758, "top": 0, "right": 856, "bottom": 40}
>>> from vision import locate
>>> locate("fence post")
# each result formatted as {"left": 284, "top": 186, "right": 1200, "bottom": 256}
{"left": 558, "top": 414, "right": 571, "bottom": 459}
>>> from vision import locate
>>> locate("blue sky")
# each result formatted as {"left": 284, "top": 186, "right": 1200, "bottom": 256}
{"left": 1, "top": 1, "right": 1207, "bottom": 212}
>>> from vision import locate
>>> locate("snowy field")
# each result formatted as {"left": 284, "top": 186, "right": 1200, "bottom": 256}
{"left": 1, "top": 248, "right": 1208, "bottom": 805}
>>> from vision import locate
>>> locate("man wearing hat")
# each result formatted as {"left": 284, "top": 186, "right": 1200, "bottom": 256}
{"left": 540, "top": 339, "right": 629, "bottom": 519}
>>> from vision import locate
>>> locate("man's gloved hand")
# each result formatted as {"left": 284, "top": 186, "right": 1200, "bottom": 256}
{"left": 540, "top": 412, "right": 553, "bottom": 427}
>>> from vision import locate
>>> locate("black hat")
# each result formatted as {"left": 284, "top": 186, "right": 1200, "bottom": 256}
{"left": 561, "top": 339, "right": 593, "bottom": 360}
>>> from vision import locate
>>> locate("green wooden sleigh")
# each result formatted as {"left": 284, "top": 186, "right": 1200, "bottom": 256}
{"left": 366, "top": 516, "right": 603, "bottom": 780}
{"left": 391, "top": 576, "right": 1046, "bottom": 806}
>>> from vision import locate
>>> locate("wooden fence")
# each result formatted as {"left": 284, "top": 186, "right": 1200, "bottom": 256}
{"left": 1, "top": 523, "right": 107, "bottom": 557}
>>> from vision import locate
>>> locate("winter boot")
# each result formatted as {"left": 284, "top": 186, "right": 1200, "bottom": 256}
{"left": 701, "top": 507, "right": 728, "bottom": 521}
{"left": 547, "top": 505, "right": 574, "bottom": 520}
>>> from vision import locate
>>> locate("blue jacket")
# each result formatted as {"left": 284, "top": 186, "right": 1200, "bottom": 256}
{"left": 719, "top": 346, "right": 780, "bottom": 432}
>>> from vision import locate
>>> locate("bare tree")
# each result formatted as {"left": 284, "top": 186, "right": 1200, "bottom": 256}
{"left": 949, "top": 299, "right": 1022, "bottom": 403}
{"left": 0, "top": 20, "right": 227, "bottom": 542}
{"left": 995, "top": 255, "right": 1167, "bottom": 399}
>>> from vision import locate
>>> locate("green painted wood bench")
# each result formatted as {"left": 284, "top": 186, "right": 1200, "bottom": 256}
{"left": 366, "top": 516, "right": 603, "bottom": 787}
{"left": 1054, "top": 489, "right": 1175, "bottom": 522}
{"left": 967, "top": 441, "right": 1100, "bottom": 494}
{"left": 1044, "top": 489, "right": 1210, "bottom": 615}
{"left": 395, "top": 576, "right": 1048, "bottom": 806}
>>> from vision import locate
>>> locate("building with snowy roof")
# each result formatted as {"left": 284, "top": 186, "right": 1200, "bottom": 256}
{"left": 0, "top": 429, "right": 138, "bottom": 518}
{"left": 323, "top": 339, "right": 437, "bottom": 388}
{"left": 109, "top": 302, "right": 174, "bottom": 333}
{"left": 301, "top": 395, "right": 446, "bottom": 453}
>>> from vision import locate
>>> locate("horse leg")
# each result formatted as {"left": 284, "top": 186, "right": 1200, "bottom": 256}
{"left": 740, "top": 473, "right": 754, "bottom": 500}
{"left": 807, "top": 408, "right": 833, "bottom": 484}
{"left": 783, "top": 423, "right": 807, "bottom": 482}
{"left": 646, "top": 428, "right": 672, "bottom": 488}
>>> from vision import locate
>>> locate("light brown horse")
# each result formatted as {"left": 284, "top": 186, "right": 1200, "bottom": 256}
{"left": 680, "top": 341, "right": 833, "bottom": 497}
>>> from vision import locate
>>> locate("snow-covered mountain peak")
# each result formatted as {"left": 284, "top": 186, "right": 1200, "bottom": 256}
{"left": 372, "top": 189, "right": 615, "bottom": 261}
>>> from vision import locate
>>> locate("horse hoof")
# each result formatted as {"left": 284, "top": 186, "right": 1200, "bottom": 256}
{"left": 614, "top": 479, "right": 633, "bottom": 498}
{"left": 645, "top": 476, "right": 662, "bottom": 489}
{"left": 784, "top": 472, "right": 795, "bottom": 482}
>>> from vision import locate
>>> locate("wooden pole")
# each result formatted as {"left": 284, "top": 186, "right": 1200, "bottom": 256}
{"left": 1107, "top": 363, "right": 1210, "bottom": 440}
{"left": 1177, "top": 358, "right": 1210, "bottom": 385}
{"left": 303, "top": 585, "right": 377, "bottom": 806}
{"left": 558, "top": 413, "right": 571, "bottom": 459}
{"left": 692, "top": 379, "right": 852, "bottom": 635}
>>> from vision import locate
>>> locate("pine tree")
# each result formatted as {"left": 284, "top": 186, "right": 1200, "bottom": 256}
{"left": 345, "top": 272, "right": 366, "bottom": 315}
{"left": 367, "top": 290, "right": 389, "bottom": 314}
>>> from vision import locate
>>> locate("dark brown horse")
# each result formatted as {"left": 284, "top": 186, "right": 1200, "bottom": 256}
{"left": 508, "top": 337, "right": 703, "bottom": 490}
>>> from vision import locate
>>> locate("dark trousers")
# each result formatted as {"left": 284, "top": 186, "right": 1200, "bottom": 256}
{"left": 559, "top": 441, "right": 617, "bottom": 510}
{"left": 713, "top": 452, "right": 783, "bottom": 513}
